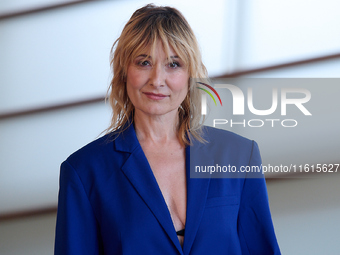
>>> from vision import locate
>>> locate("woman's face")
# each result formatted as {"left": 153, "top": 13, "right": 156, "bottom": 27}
{"left": 126, "top": 41, "right": 189, "bottom": 119}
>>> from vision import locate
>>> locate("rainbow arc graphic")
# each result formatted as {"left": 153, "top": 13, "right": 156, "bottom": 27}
{"left": 196, "top": 82, "right": 223, "bottom": 106}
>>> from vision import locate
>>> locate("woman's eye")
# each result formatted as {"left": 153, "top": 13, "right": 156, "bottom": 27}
{"left": 138, "top": 60, "right": 150, "bottom": 66}
{"left": 169, "top": 61, "right": 180, "bottom": 68}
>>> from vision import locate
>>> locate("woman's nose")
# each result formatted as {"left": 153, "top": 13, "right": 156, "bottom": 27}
{"left": 149, "top": 64, "right": 165, "bottom": 87}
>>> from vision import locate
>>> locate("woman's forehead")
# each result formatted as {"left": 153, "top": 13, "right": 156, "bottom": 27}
{"left": 134, "top": 40, "right": 181, "bottom": 59}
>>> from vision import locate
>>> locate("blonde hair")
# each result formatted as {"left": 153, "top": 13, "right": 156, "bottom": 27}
{"left": 106, "top": 4, "right": 207, "bottom": 145}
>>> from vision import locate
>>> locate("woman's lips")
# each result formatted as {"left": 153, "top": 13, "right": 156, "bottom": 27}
{"left": 143, "top": 92, "right": 168, "bottom": 100}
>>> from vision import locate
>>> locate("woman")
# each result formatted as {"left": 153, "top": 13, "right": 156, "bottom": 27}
{"left": 55, "top": 4, "right": 280, "bottom": 255}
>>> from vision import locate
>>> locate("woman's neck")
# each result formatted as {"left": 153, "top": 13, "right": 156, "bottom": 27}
{"left": 133, "top": 110, "right": 179, "bottom": 144}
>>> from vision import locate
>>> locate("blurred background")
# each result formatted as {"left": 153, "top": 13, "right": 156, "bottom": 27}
{"left": 0, "top": 0, "right": 339, "bottom": 254}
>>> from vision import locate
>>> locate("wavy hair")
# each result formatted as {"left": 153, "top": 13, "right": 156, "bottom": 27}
{"left": 106, "top": 4, "right": 207, "bottom": 145}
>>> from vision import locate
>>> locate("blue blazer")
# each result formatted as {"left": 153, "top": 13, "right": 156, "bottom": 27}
{"left": 55, "top": 124, "right": 280, "bottom": 255}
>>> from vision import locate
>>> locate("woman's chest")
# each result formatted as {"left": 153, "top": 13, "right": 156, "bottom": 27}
{"left": 143, "top": 147, "right": 187, "bottom": 227}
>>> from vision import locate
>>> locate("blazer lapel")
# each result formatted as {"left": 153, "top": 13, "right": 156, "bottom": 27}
{"left": 183, "top": 135, "right": 213, "bottom": 255}
{"left": 115, "top": 124, "right": 183, "bottom": 254}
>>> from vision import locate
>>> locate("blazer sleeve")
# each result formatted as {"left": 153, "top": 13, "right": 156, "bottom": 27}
{"left": 237, "top": 141, "right": 281, "bottom": 255}
{"left": 54, "top": 160, "right": 102, "bottom": 255}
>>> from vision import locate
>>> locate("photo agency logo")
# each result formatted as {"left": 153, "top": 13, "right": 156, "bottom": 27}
{"left": 196, "top": 82, "right": 223, "bottom": 113}
{"left": 197, "top": 79, "right": 312, "bottom": 128}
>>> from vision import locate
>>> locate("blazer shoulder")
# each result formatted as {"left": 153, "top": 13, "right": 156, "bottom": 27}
{"left": 201, "top": 126, "right": 260, "bottom": 165}
{"left": 64, "top": 132, "right": 116, "bottom": 169}
{"left": 198, "top": 126, "right": 262, "bottom": 178}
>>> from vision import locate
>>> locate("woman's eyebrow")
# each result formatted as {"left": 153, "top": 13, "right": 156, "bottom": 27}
{"left": 136, "top": 54, "right": 180, "bottom": 60}
{"left": 136, "top": 54, "right": 150, "bottom": 58}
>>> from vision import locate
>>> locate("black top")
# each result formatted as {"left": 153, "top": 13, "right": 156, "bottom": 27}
{"left": 176, "top": 229, "right": 185, "bottom": 236}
